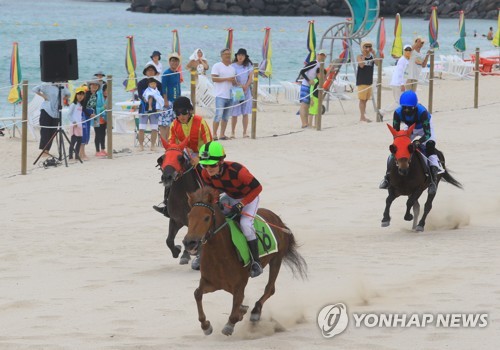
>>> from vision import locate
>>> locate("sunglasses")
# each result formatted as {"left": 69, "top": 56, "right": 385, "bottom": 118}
{"left": 201, "top": 163, "right": 219, "bottom": 169}
{"left": 364, "top": 45, "right": 372, "bottom": 48}
{"left": 174, "top": 109, "right": 190, "bottom": 116}
{"left": 402, "top": 106, "right": 416, "bottom": 114}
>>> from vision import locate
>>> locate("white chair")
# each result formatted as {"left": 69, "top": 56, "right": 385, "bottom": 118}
{"left": 280, "top": 81, "right": 300, "bottom": 104}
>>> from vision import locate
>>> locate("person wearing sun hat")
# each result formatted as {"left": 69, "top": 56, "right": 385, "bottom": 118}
{"left": 146, "top": 51, "right": 163, "bottom": 82}
{"left": 406, "top": 36, "right": 431, "bottom": 92}
{"left": 356, "top": 40, "right": 379, "bottom": 122}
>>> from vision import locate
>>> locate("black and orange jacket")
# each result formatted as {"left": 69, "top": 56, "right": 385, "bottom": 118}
{"left": 201, "top": 161, "right": 262, "bottom": 206}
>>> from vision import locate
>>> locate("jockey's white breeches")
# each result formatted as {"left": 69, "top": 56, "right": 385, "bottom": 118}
{"left": 219, "top": 194, "right": 259, "bottom": 241}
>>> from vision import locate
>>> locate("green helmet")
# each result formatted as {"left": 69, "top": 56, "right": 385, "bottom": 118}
{"left": 199, "top": 141, "right": 225, "bottom": 165}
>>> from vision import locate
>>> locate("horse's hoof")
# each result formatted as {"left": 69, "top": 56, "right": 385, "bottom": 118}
{"left": 172, "top": 245, "right": 181, "bottom": 259}
{"left": 203, "top": 323, "right": 213, "bottom": 336}
{"left": 415, "top": 225, "right": 424, "bottom": 232}
{"left": 250, "top": 312, "right": 261, "bottom": 322}
{"left": 221, "top": 322, "right": 234, "bottom": 336}
{"left": 179, "top": 250, "right": 190, "bottom": 265}
{"left": 404, "top": 214, "right": 413, "bottom": 221}
{"left": 381, "top": 221, "right": 390, "bottom": 227}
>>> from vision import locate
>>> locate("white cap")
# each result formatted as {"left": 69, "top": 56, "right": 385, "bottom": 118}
{"left": 404, "top": 45, "right": 413, "bottom": 51}
{"left": 316, "top": 49, "right": 327, "bottom": 56}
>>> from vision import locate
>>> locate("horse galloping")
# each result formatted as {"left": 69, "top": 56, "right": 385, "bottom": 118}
{"left": 183, "top": 187, "right": 307, "bottom": 336}
{"left": 158, "top": 137, "right": 202, "bottom": 265}
{"left": 381, "top": 124, "right": 462, "bottom": 231}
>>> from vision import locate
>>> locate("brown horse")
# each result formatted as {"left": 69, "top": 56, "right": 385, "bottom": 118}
{"left": 158, "top": 138, "right": 202, "bottom": 265}
{"left": 183, "top": 187, "right": 307, "bottom": 336}
{"left": 381, "top": 124, "right": 462, "bottom": 231}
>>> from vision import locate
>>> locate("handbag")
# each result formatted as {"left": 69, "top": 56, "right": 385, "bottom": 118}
{"left": 230, "top": 86, "right": 245, "bottom": 104}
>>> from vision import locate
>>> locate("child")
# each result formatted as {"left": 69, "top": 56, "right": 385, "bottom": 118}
{"left": 142, "top": 77, "right": 164, "bottom": 113}
{"left": 68, "top": 86, "right": 87, "bottom": 162}
{"left": 95, "top": 83, "right": 108, "bottom": 157}
{"left": 308, "top": 70, "right": 320, "bottom": 127}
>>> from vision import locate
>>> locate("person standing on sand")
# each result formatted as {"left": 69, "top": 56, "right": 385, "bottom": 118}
{"left": 406, "top": 36, "right": 430, "bottom": 92}
{"left": 356, "top": 40, "right": 379, "bottom": 123}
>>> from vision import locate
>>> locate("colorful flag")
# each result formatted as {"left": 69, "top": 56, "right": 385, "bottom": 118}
{"left": 305, "top": 20, "right": 316, "bottom": 64}
{"left": 8, "top": 42, "right": 22, "bottom": 104}
{"left": 172, "top": 29, "right": 183, "bottom": 82}
{"left": 259, "top": 27, "right": 272, "bottom": 78}
{"left": 453, "top": 10, "right": 466, "bottom": 52}
{"left": 391, "top": 13, "right": 403, "bottom": 59}
{"left": 429, "top": 6, "right": 439, "bottom": 49}
{"left": 377, "top": 17, "right": 386, "bottom": 58}
{"left": 225, "top": 28, "right": 233, "bottom": 55}
{"left": 125, "top": 36, "right": 137, "bottom": 92}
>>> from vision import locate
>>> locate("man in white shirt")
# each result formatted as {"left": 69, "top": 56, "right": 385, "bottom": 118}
{"left": 406, "top": 36, "right": 430, "bottom": 92}
{"left": 211, "top": 48, "right": 236, "bottom": 140}
{"left": 382, "top": 44, "right": 412, "bottom": 115}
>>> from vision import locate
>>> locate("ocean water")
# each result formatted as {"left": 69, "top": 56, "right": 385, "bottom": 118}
{"left": 0, "top": 0, "right": 497, "bottom": 116}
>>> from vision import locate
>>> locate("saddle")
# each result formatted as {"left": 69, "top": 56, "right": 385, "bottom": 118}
{"left": 226, "top": 215, "right": 278, "bottom": 267}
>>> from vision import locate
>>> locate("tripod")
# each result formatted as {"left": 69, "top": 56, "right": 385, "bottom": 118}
{"left": 34, "top": 84, "right": 78, "bottom": 167}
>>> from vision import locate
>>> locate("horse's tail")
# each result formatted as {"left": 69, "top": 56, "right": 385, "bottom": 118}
{"left": 441, "top": 169, "right": 463, "bottom": 189}
{"left": 283, "top": 228, "right": 308, "bottom": 280}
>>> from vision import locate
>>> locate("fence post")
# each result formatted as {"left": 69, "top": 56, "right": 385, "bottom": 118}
{"left": 251, "top": 63, "right": 259, "bottom": 139}
{"left": 316, "top": 61, "right": 325, "bottom": 130}
{"left": 428, "top": 50, "right": 435, "bottom": 113}
{"left": 21, "top": 80, "right": 28, "bottom": 175}
{"left": 106, "top": 75, "right": 113, "bottom": 159}
{"left": 376, "top": 58, "right": 383, "bottom": 122}
{"left": 191, "top": 70, "right": 197, "bottom": 114}
{"left": 474, "top": 47, "right": 480, "bottom": 109}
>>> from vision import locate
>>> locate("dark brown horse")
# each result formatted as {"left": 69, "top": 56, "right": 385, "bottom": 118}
{"left": 159, "top": 138, "right": 202, "bottom": 264}
{"left": 183, "top": 187, "right": 307, "bottom": 336}
{"left": 381, "top": 124, "right": 462, "bottom": 231}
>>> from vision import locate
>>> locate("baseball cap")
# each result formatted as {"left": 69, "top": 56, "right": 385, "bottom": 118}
{"left": 168, "top": 52, "right": 180, "bottom": 60}
{"left": 316, "top": 49, "right": 327, "bottom": 56}
{"left": 404, "top": 44, "right": 413, "bottom": 51}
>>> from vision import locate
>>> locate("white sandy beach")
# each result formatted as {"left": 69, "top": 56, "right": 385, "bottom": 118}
{"left": 1, "top": 76, "right": 500, "bottom": 349}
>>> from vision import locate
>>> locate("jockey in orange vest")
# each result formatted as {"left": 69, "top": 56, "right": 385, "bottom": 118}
{"left": 153, "top": 96, "right": 213, "bottom": 219}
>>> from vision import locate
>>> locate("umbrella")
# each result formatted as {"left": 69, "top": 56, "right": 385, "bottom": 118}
{"left": 172, "top": 29, "right": 183, "bottom": 82}
{"left": 259, "top": 27, "right": 272, "bottom": 78}
{"left": 124, "top": 35, "right": 137, "bottom": 92}
{"left": 493, "top": 9, "right": 499, "bottom": 47}
{"left": 8, "top": 42, "right": 22, "bottom": 104}
{"left": 391, "top": 13, "right": 403, "bottom": 59}
{"left": 429, "top": 6, "right": 439, "bottom": 49}
{"left": 225, "top": 28, "right": 233, "bottom": 55}
{"left": 305, "top": 20, "right": 316, "bottom": 64}
{"left": 376, "top": 17, "right": 386, "bottom": 59}
{"left": 453, "top": 10, "right": 466, "bottom": 53}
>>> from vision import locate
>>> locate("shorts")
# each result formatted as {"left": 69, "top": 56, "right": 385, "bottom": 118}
{"left": 299, "top": 84, "right": 311, "bottom": 104}
{"left": 158, "top": 106, "right": 175, "bottom": 127}
{"left": 139, "top": 113, "right": 159, "bottom": 130}
{"left": 357, "top": 84, "right": 373, "bottom": 100}
{"left": 214, "top": 97, "right": 233, "bottom": 123}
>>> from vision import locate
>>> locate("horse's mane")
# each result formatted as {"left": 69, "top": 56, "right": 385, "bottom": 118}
{"left": 189, "top": 187, "right": 219, "bottom": 205}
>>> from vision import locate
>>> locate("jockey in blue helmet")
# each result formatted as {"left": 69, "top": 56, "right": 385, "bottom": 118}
{"left": 379, "top": 90, "right": 442, "bottom": 194}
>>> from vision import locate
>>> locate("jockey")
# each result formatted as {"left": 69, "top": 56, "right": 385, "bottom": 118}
{"left": 198, "top": 141, "right": 264, "bottom": 278}
{"left": 379, "top": 90, "right": 441, "bottom": 194}
{"left": 153, "top": 96, "right": 212, "bottom": 217}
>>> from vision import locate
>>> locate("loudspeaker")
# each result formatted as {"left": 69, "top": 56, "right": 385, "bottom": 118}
{"left": 40, "top": 39, "right": 79, "bottom": 82}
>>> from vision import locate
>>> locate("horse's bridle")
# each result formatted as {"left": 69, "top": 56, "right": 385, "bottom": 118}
{"left": 192, "top": 202, "right": 230, "bottom": 244}
{"left": 164, "top": 147, "right": 195, "bottom": 181}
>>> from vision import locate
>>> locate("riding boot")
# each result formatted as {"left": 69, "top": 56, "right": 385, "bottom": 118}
{"left": 428, "top": 166, "right": 439, "bottom": 195}
{"left": 153, "top": 187, "right": 170, "bottom": 217}
{"left": 248, "top": 239, "right": 263, "bottom": 278}
{"left": 379, "top": 174, "right": 390, "bottom": 189}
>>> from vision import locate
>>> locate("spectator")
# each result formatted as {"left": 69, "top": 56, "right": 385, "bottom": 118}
{"left": 85, "top": 80, "right": 102, "bottom": 157}
{"left": 187, "top": 48, "right": 209, "bottom": 76}
{"left": 160, "top": 53, "right": 182, "bottom": 141}
{"left": 211, "top": 48, "right": 237, "bottom": 140}
{"left": 381, "top": 44, "right": 412, "bottom": 116}
{"left": 298, "top": 49, "right": 327, "bottom": 128}
{"left": 95, "top": 83, "right": 109, "bottom": 157}
{"left": 33, "top": 83, "right": 71, "bottom": 156}
{"left": 146, "top": 51, "right": 163, "bottom": 82}
{"left": 230, "top": 48, "right": 253, "bottom": 138}
{"left": 93, "top": 70, "right": 106, "bottom": 85}
{"left": 406, "top": 36, "right": 430, "bottom": 92}
{"left": 356, "top": 41, "right": 379, "bottom": 122}
{"left": 137, "top": 63, "right": 164, "bottom": 151}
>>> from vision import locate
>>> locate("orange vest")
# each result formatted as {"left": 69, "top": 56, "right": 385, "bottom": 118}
{"left": 172, "top": 114, "right": 203, "bottom": 152}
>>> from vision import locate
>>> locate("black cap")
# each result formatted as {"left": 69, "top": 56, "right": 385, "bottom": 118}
{"left": 150, "top": 50, "right": 161, "bottom": 59}
{"left": 173, "top": 96, "right": 194, "bottom": 111}
{"left": 235, "top": 48, "right": 248, "bottom": 57}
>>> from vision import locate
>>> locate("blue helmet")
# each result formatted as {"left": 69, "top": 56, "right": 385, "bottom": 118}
{"left": 400, "top": 90, "right": 418, "bottom": 107}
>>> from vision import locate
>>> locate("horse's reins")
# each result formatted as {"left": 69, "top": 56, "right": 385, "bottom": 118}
{"left": 193, "top": 202, "right": 236, "bottom": 244}
{"left": 220, "top": 203, "right": 292, "bottom": 234}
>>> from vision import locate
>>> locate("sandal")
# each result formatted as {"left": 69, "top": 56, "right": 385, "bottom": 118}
{"left": 219, "top": 136, "right": 229, "bottom": 140}
{"left": 213, "top": 136, "right": 218, "bottom": 141}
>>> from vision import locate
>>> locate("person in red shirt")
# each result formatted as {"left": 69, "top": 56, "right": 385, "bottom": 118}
{"left": 153, "top": 96, "right": 212, "bottom": 217}
{"left": 198, "top": 141, "right": 264, "bottom": 278}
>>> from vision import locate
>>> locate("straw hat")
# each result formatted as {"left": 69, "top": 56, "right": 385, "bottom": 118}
{"left": 75, "top": 86, "right": 88, "bottom": 94}
{"left": 361, "top": 40, "right": 373, "bottom": 48}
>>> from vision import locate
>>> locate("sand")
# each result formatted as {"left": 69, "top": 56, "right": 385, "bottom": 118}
{"left": 1, "top": 75, "right": 500, "bottom": 349}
